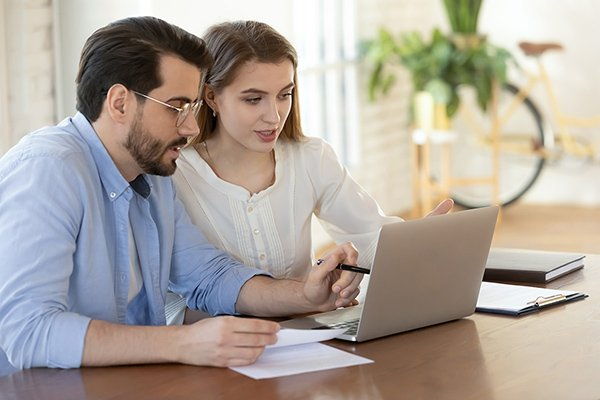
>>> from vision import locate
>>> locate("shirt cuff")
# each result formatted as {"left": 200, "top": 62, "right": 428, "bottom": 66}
{"left": 204, "top": 267, "right": 272, "bottom": 316}
{"left": 47, "top": 312, "right": 91, "bottom": 368}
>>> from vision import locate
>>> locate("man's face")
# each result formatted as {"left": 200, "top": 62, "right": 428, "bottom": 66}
{"left": 124, "top": 112, "right": 188, "bottom": 176}
{"left": 125, "top": 54, "right": 201, "bottom": 176}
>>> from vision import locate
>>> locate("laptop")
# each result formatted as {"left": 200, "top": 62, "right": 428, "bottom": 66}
{"left": 281, "top": 206, "right": 499, "bottom": 342}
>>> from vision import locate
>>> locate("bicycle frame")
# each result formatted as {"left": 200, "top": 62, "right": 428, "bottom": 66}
{"left": 516, "top": 57, "right": 599, "bottom": 158}
{"left": 458, "top": 83, "right": 544, "bottom": 158}
{"left": 462, "top": 55, "right": 600, "bottom": 160}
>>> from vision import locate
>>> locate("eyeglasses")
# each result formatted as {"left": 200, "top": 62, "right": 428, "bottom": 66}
{"left": 131, "top": 90, "right": 203, "bottom": 127}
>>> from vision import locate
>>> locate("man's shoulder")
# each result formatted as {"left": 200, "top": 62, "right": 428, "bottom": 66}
{"left": 21, "top": 124, "right": 87, "bottom": 158}
{"left": 2, "top": 120, "right": 89, "bottom": 167}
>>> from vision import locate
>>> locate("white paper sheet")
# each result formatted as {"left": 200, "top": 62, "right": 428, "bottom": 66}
{"left": 230, "top": 328, "right": 373, "bottom": 379}
{"left": 477, "top": 281, "right": 582, "bottom": 313}
{"left": 267, "top": 327, "right": 346, "bottom": 348}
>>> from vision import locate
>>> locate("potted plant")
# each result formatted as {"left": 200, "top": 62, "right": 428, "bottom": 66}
{"left": 365, "top": 0, "right": 513, "bottom": 119}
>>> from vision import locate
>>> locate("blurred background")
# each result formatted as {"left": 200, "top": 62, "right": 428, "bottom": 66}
{"left": 1, "top": 0, "right": 599, "bottom": 220}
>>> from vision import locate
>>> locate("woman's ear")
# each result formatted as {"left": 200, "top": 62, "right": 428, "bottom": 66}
{"left": 204, "top": 85, "right": 218, "bottom": 114}
{"left": 105, "top": 84, "right": 133, "bottom": 123}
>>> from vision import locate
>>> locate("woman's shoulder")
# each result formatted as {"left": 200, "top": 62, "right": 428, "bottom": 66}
{"left": 176, "top": 146, "right": 211, "bottom": 178}
{"left": 277, "top": 136, "right": 345, "bottom": 183}
{"left": 280, "top": 136, "right": 337, "bottom": 159}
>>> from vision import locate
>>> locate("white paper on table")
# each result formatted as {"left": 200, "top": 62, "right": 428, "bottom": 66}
{"left": 477, "top": 281, "right": 582, "bottom": 313}
{"left": 230, "top": 328, "right": 373, "bottom": 379}
{"left": 267, "top": 327, "right": 346, "bottom": 348}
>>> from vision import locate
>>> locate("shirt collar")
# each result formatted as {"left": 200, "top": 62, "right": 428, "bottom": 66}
{"left": 72, "top": 112, "right": 136, "bottom": 202}
{"left": 129, "top": 174, "right": 151, "bottom": 198}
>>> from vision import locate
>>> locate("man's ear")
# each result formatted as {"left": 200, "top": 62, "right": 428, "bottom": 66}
{"left": 204, "top": 85, "right": 218, "bottom": 114}
{"left": 105, "top": 84, "right": 133, "bottom": 123}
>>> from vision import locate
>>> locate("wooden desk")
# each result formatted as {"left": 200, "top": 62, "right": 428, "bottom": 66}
{"left": 2, "top": 255, "right": 600, "bottom": 400}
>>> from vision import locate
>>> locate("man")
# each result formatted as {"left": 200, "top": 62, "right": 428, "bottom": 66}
{"left": 0, "top": 16, "right": 362, "bottom": 375}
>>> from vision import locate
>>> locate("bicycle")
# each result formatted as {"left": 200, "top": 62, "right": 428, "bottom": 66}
{"left": 448, "top": 41, "right": 600, "bottom": 208}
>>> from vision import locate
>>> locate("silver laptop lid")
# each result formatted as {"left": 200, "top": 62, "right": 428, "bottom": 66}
{"left": 281, "top": 206, "right": 499, "bottom": 342}
{"left": 354, "top": 206, "right": 498, "bottom": 341}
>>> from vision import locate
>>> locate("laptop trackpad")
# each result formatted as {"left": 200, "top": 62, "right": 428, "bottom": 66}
{"left": 280, "top": 305, "right": 363, "bottom": 330}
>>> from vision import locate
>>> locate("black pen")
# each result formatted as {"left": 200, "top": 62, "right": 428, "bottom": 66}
{"left": 316, "top": 259, "right": 370, "bottom": 275}
{"left": 336, "top": 263, "right": 371, "bottom": 275}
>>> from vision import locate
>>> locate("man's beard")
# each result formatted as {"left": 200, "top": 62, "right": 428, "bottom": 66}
{"left": 124, "top": 117, "right": 187, "bottom": 176}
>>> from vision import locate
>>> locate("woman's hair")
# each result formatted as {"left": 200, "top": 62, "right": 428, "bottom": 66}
{"left": 193, "top": 20, "right": 304, "bottom": 145}
{"left": 76, "top": 16, "right": 211, "bottom": 122}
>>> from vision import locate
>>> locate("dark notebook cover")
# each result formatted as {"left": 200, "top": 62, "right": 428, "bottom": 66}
{"left": 483, "top": 248, "right": 585, "bottom": 284}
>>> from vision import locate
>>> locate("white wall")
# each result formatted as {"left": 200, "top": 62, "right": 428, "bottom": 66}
{"left": 353, "top": 0, "right": 444, "bottom": 214}
{"left": 53, "top": 0, "right": 145, "bottom": 118}
{"left": 2, "top": 0, "right": 54, "bottom": 152}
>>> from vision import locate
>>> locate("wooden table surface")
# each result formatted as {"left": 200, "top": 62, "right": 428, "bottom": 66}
{"left": 2, "top": 255, "right": 600, "bottom": 400}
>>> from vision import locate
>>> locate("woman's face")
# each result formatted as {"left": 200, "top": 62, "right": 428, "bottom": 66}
{"left": 210, "top": 59, "right": 295, "bottom": 154}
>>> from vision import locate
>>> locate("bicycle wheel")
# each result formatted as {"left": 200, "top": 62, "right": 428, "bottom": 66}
{"left": 449, "top": 83, "right": 545, "bottom": 208}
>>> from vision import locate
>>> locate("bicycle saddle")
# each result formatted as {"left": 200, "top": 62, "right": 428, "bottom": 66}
{"left": 519, "top": 42, "right": 563, "bottom": 56}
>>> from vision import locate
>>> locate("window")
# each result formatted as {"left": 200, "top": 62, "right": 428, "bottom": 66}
{"left": 293, "top": 0, "right": 360, "bottom": 166}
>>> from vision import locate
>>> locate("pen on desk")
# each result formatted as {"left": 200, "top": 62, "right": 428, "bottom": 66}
{"left": 336, "top": 263, "right": 371, "bottom": 275}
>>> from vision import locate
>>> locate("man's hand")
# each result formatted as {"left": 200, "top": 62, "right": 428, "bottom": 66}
{"left": 426, "top": 198, "right": 454, "bottom": 217}
{"left": 177, "top": 316, "right": 279, "bottom": 367}
{"left": 83, "top": 317, "right": 279, "bottom": 368}
{"left": 235, "top": 242, "right": 361, "bottom": 317}
{"left": 303, "top": 242, "right": 362, "bottom": 310}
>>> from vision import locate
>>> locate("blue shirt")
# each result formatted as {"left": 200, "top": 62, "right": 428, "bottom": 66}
{"left": 0, "top": 113, "right": 265, "bottom": 373}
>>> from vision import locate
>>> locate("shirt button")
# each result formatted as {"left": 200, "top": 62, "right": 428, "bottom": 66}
{"left": 253, "top": 229, "right": 260, "bottom": 235}
{"left": 110, "top": 192, "right": 116, "bottom": 198}
{"left": 259, "top": 254, "right": 266, "bottom": 261}
{"left": 247, "top": 206, "right": 254, "bottom": 213}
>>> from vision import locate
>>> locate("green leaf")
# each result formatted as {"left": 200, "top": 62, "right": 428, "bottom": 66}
{"left": 425, "top": 78, "right": 452, "bottom": 104}
{"left": 442, "top": 0, "right": 483, "bottom": 34}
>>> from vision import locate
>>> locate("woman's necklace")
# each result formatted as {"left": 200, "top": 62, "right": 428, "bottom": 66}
{"left": 201, "top": 141, "right": 216, "bottom": 167}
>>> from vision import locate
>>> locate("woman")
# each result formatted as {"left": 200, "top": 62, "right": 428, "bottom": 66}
{"left": 170, "top": 21, "right": 450, "bottom": 323}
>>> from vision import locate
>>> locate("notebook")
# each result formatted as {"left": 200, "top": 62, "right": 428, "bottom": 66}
{"left": 281, "top": 206, "right": 499, "bottom": 342}
{"left": 483, "top": 248, "right": 585, "bottom": 283}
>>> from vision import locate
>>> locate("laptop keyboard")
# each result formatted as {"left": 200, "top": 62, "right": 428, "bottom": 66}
{"left": 324, "top": 318, "right": 360, "bottom": 336}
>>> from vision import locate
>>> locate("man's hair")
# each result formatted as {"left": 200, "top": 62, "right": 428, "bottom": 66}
{"left": 192, "top": 20, "right": 304, "bottom": 145}
{"left": 76, "top": 16, "right": 212, "bottom": 121}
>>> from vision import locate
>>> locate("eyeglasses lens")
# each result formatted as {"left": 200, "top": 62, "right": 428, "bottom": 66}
{"left": 176, "top": 101, "right": 202, "bottom": 127}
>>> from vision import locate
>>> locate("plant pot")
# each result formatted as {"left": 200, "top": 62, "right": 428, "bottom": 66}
{"left": 434, "top": 103, "right": 450, "bottom": 130}
{"left": 413, "top": 91, "right": 451, "bottom": 131}
{"left": 413, "top": 91, "right": 434, "bottom": 130}
{"left": 450, "top": 33, "right": 487, "bottom": 50}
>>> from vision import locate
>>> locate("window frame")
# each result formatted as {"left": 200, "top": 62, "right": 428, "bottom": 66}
{"left": 292, "top": 0, "right": 360, "bottom": 166}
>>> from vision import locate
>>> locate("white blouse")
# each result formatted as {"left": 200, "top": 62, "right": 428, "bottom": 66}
{"left": 173, "top": 136, "right": 401, "bottom": 280}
